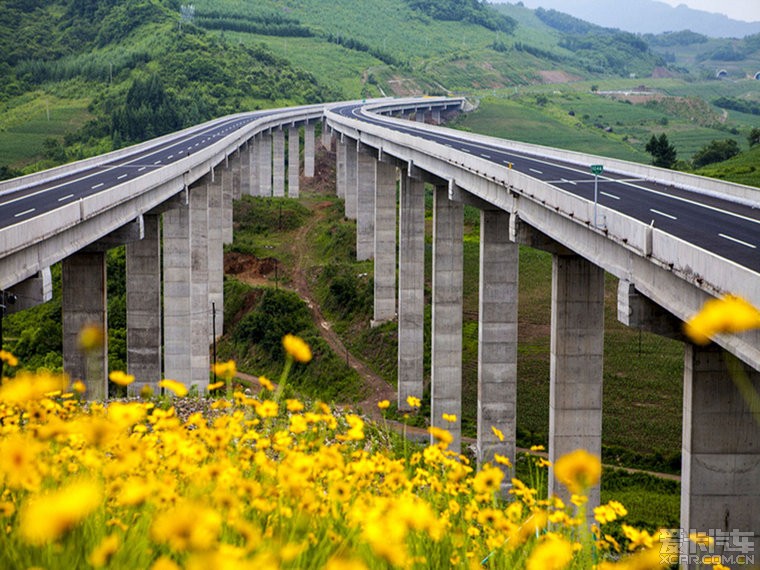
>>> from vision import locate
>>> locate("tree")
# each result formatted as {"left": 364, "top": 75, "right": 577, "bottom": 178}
{"left": 645, "top": 133, "right": 677, "bottom": 169}
{"left": 748, "top": 128, "right": 760, "bottom": 148}
{"left": 692, "top": 139, "right": 740, "bottom": 168}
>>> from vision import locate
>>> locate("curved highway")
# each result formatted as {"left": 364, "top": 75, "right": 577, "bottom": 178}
{"left": 335, "top": 103, "right": 760, "bottom": 274}
{"left": 0, "top": 113, "right": 264, "bottom": 229}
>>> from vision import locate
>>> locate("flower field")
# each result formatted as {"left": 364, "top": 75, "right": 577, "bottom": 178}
{"left": 6, "top": 294, "right": 757, "bottom": 570}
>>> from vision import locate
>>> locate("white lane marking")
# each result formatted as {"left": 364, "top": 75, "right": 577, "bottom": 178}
{"left": 117, "top": 174, "right": 128, "bottom": 180}
{"left": 154, "top": 160, "right": 162, "bottom": 165}
{"left": 481, "top": 153, "right": 491, "bottom": 159}
{"left": 650, "top": 208, "right": 677, "bottom": 220}
{"left": 719, "top": 233, "right": 756, "bottom": 249}
{"left": 167, "top": 155, "right": 174, "bottom": 160}
{"left": 529, "top": 168, "right": 543, "bottom": 175}
{"left": 462, "top": 148, "right": 471, "bottom": 153}
{"left": 58, "top": 194, "right": 74, "bottom": 202}
{"left": 92, "top": 183, "right": 104, "bottom": 190}
{"left": 14, "top": 208, "right": 35, "bottom": 218}
{"left": 138, "top": 167, "right": 146, "bottom": 172}
{"left": 601, "top": 192, "right": 620, "bottom": 200}
{"left": 561, "top": 178, "right": 577, "bottom": 186}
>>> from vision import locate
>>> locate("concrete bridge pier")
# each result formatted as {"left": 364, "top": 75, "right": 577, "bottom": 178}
{"left": 478, "top": 209, "right": 519, "bottom": 472}
{"left": 431, "top": 109, "right": 441, "bottom": 125}
{"left": 189, "top": 181, "right": 210, "bottom": 388}
{"left": 336, "top": 138, "right": 347, "bottom": 200}
{"left": 431, "top": 184, "right": 464, "bottom": 452}
{"left": 62, "top": 252, "right": 108, "bottom": 399}
{"left": 345, "top": 140, "right": 358, "bottom": 220}
{"left": 126, "top": 213, "right": 162, "bottom": 393}
{"left": 356, "top": 146, "right": 376, "bottom": 261}
{"left": 548, "top": 252, "right": 605, "bottom": 509}
{"left": 250, "top": 136, "right": 261, "bottom": 197}
{"left": 288, "top": 127, "right": 300, "bottom": 198}
{"left": 304, "top": 123, "right": 316, "bottom": 178}
{"left": 273, "top": 129, "right": 285, "bottom": 197}
{"left": 240, "top": 144, "right": 251, "bottom": 197}
{"left": 397, "top": 171, "right": 426, "bottom": 411}
{"left": 681, "top": 343, "right": 760, "bottom": 565}
{"left": 207, "top": 167, "right": 224, "bottom": 339}
{"left": 372, "top": 158, "right": 397, "bottom": 325}
{"left": 230, "top": 150, "right": 241, "bottom": 201}
{"left": 221, "top": 157, "right": 233, "bottom": 245}
{"left": 259, "top": 132, "right": 273, "bottom": 197}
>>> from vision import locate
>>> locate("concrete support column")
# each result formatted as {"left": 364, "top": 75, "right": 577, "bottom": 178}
{"left": 230, "top": 151, "right": 241, "bottom": 201}
{"left": 345, "top": 141, "right": 358, "bottom": 220}
{"left": 431, "top": 185, "right": 464, "bottom": 452}
{"left": 478, "top": 210, "right": 519, "bottom": 473}
{"left": 432, "top": 109, "right": 441, "bottom": 125}
{"left": 288, "top": 126, "right": 300, "bottom": 198}
{"left": 548, "top": 254, "right": 605, "bottom": 509}
{"left": 259, "top": 132, "right": 272, "bottom": 197}
{"left": 304, "top": 123, "right": 316, "bottom": 178}
{"left": 321, "top": 122, "right": 332, "bottom": 150}
{"left": 373, "top": 160, "right": 397, "bottom": 324}
{"left": 336, "top": 139, "right": 347, "bottom": 200}
{"left": 163, "top": 202, "right": 192, "bottom": 387}
{"left": 397, "top": 174, "right": 425, "bottom": 411}
{"left": 273, "top": 129, "right": 285, "bottom": 198}
{"left": 356, "top": 150, "right": 376, "bottom": 261}
{"left": 681, "top": 343, "right": 760, "bottom": 562}
{"left": 240, "top": 145, "right": 251, "bottom": 197}
{"left": 208, "top": 168, "right": 224, "bottom": 339}
{"left": 189, "top": 181, "right": 210, "bottom": 389}
{"left": 221, "top": 159, "right": 233, "bottom": 245}
{"left": 62, "top": 252, "right": 108, "bottom": 400}
{"left": 126, "top": 214, "right": 161, "bottom": 393}
{"left": 250, "top": 137, "right": 261, "bottom": 197}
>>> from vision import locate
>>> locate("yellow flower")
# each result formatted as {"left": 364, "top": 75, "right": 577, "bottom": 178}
{"left": 72, "top": 380, "right": 87, "bottom": 394}
{"left": 208, "top": 381, "right": 225, "bottom": 391}
{"left": 494, "top": 453, "right": 512, "bottom": 468}
{"left": 0, "top": 350, "right": 18, "bottom": 367}
{"left": 442, "top": 413, "right": 457, "bottom": 423}
{"left": 406, "top": 396, "right": 421, "bottom": 409}
{"left": 0, "top": 371, "right": 69, "bottom": 404}
{"left": 78, "top": 324, "right": 105, "bottom": 351}
{"left": 88, "top": 534, "right": 120, "bottom": 568}
{"left": 151, "top": 501, "right": 222, "bottom": 552}
{"left": 685, "top": 294, "right": 760, "bottom": 345}
{"left": 159, "top": 379, "right": 188, "bottom": 397}
{"left": 473, "top": 465, "right": 504, "bottom": 495}
{"left": 108, "top": 370, "right": 135, "bottom": 387}
{"left": 286, "top": 399, "right": 304, "bottom": 412}
{"left": 282, "top": 334, "right": 312, "bottom": 363}
{"left": 526, "top": 536, "right": 574, "bottom": 570}
{"left": 622, "top": 524, "right": 655, "bottom": 551}
{"left": 213, "top": 360, "right": 237, "bottom": 381}
{"left": 377, "top": 399, "right": 390, "bottom": 410}
{"left": 428, "top": 426, "right": 454, "bottom": 447}
{"left": 491, "top": 426, "right": 505, "bottom": 442}
{"left": 553, "top": 449, "right": 601, "bottom": 495}
{"left": 258, "top": 376, "right": 274, "bottom": 391}
{"left": 20, "top": 479, "right": 103, "bottom": 545}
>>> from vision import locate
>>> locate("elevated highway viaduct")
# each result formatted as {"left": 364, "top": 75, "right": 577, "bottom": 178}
{"left": 0, "top": 97, "right": 757, "bottom": 562}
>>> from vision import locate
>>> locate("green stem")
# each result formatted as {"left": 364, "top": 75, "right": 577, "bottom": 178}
{"left": 275, "top": 355, "right": 293, "bottom": 403}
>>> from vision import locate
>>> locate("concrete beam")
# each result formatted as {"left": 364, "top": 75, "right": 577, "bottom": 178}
{"left": 126, "top": 213, "right": 161, "bottom": 393}
{"left": 5, "top": 268, "right": 52, "bottom": 314}
{"left": 617, "top": 280, "right": 686, "bottom": 340}
{"left": 478, "top": 210, "right": 519, "bottom": 475}
{"left": 681, "top": 343, "right": 760, "bottom": 565}
{"left": 397, "top": 174, "right": 426, "bottom": 412}
{"left": 373, "top": 160, "right": 397, "bottom": 325}
{"left": 62, "top": 252, "right": 107, "bottom": 400}
{"left": 83, "top": 217, "right": 144, "bottom": 252}
{"left": 431, "top": 184, "right": 464, "bottom": 452}
{"left": 548, "top": 253, "right": 605, "bottom": 511}
{"left": 510, "top": 215, "right": 573, "bottom": 255}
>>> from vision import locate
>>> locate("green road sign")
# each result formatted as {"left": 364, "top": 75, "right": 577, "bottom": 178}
{"left": 590, "top": 164, "right": 604, "bottom": 175}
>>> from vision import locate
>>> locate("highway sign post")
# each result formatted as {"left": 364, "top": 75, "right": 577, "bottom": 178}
{"left": 591, "top": 164, "right": 603, "bottom": 227}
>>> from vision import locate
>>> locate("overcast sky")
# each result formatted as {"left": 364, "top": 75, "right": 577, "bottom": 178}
{"left": 657, "top": 0, "right": 760, "bottom": 22}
